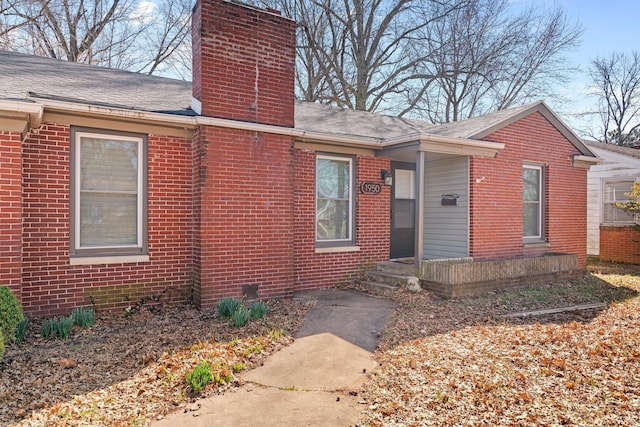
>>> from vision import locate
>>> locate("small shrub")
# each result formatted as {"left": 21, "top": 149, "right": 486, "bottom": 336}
{"left": 41, "top": 316, "right": 75, "bottom": 339}
{"left": 15, "top": 318, "right": 30, "bottom": 344}
{"left": 71, "top": 307, "right": 95, "bottom": 328}
{"left": 0, "top": 330, "right": 4, "bottom": 360}
{"left": 217, "top": 298, "right": 242, "bottom": 319}
{"left": 232, "top": 362, "right": 245, "bottom": 373}
{"left": 214, "top": 373, "right": 234, "bottom": 385}
{"left": 230, "top": 306, "right": 250, "bottom": 327}
{"left": 0, "top": 286, "right": 25, "bottom": 342}
{"left": 186, "top": 361, "right": 213, "bottom": 394}
{"left": 250, "top": 301, "right": 268, "bottom": 319}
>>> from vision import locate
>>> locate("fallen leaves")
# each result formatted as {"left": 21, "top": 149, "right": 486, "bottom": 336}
{"left": 0, "top": 299, "right": 310, "bottom": 426}
{"left": 359, "top": 262, "right": 640, "bottom": 426}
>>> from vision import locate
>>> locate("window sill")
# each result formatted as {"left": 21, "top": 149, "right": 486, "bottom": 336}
{"left": 523, "top": 241, "right": 550, "bottom": 248}
{"left": 70, "top": 255, "right": 150, "bottom": 266}
{"left": 314, "top": 245, "right": 360, "bottom": 254}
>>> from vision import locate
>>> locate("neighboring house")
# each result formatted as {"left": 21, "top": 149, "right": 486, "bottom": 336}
{"left": 586, "top": 141, "right": 640, "bottom": 263}
{"left": 0, "top": 0, "right": 599, "bottom": 316}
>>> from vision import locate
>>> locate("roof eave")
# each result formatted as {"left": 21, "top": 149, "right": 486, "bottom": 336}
{"left": 0, "top": 100, "right": 43, "bottom": 138}
{"left": 469, "top": 101, "right": 598, "bottom": 158}
{"left": 572, "top": 154, "right": 602, "bottom": 168}
{"left": 385, "top": 132, "right": 505, "bottom": 157}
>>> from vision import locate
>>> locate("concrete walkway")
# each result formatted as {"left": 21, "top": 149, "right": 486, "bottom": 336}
{"left": 153, "top": 289, "right": 396, "bottom": 426}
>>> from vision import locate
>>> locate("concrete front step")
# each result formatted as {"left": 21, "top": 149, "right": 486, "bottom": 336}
{"left": 357, "top": 261, "right": 422, "bottom": 296}
{"left": 376, "top": 261, "right": 417, "bottom": 276}
{"left": 365, "top": 270, "right": 412, "bottom": 287}
{"left": 357, "top": 280, "right": 399, "bottom": 296}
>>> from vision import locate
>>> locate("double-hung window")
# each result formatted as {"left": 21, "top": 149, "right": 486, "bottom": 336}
{"left": 70, "top": 127, "right": 148, "bottom": 261}
{"left": 603, "top": 179, "right": 636, "bottom": 224}
{"left": 315, "top": 154, "right": 355, "bottom": 246}
{"left": 523, "top": 164, "right": 544, "bottom": 241}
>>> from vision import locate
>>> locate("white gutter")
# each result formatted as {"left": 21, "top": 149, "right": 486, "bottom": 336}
{"left": 28, "top": 97, "right": 384, "bottom": 148}
{"left": 0, "top": 100, "right": 44, "bottom": 130}
{"left": 21, "top": 97, "right": 506, "bottom": 155}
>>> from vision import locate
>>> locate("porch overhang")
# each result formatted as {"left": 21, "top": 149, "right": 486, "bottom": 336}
{"left": 380, "top": 132, "right": 504, "bottom": 159}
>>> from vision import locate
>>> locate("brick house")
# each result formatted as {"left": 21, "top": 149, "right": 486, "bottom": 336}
{"left": 0, "top": 0, "right": 599, "bottom": 316}
{"left": 586, "top": 141, "right": 640, "bottom": 264}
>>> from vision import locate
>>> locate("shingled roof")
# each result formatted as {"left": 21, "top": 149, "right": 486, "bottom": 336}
{"left": 585, "top": 140, "right": 640, "bottom": 161}
{"left": 0, "top": 49, "right": 595, "bottom": 157}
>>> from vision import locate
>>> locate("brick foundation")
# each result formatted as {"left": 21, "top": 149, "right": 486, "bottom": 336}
{"left": 600, "top": 225, "right": 640, "bottom": 264}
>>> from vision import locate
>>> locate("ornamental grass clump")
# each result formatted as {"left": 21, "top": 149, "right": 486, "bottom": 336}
{"left": 15, "top": 318, "right": 29, "bottom": 344}
{"left": 71, "top": 306, "right": 95, "bottom": 328}
{"left": 217, "top": 297, "right": 242, "bottom": 319}
{"left": 0, "top": 286, "right": 25, "bottom": 343}
{"left": 230, "top": 306, "right": 250, "bottom": 327}
{"left": 250, "top": 301, "right": 268, "bottom": 319}
{"left": 41, "top": 316, "right": 75, "bottom": 339}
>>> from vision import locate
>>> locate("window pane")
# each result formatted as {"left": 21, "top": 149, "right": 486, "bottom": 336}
{"left": 603, "top": 181, "right": 635, "bottom": 223}
{"left": 603, "top": 203, "right": 635, "bottom": 223}
{"left": 316, "top": 156, "right": 352, "bottom": 242}
{"left": 523, "top": 168, "right": 540, "bottom": 202}
{"left": 394, "top": 199, "right": 415, "bottom": 229}
{"left": 81, "top": 138, "right": 138, "bottom": 192}
{"left": 395, "top": 169, "right": 415, "bottom": 199}
{"left": 316, "top": 199, "right": 349, "bottom": 240}
{"left": 80, "top": 193, "right": 138, "bottom": 246}
{"left": 523, "top": 203, "right": 540, "bottom": 237}
{"left": 317, "top": 158, "right": 350, "bottom": 199}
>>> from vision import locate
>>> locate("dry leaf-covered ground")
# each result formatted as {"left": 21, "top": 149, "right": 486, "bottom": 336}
{"left": 0, "top": 298, "right": 311, "bottom": 426}
{"left": 359, "top": 261, "right": 640, "bottom": 426}
{"left": 2, "top": 261, "right": 639, "bottom": 426}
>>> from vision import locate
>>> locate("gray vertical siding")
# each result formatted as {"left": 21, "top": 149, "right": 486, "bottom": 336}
{"left": 423, "top": 156, "right": 469, "bottom": 259}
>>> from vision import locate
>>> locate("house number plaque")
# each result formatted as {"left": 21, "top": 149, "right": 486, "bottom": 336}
{"left": 360, "top": 182, "right": 382, "bottom": 194}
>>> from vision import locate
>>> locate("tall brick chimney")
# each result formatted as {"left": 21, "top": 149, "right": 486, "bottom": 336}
{"left": 192, "top": 0, "right": 296, "bottom": 127}
{"left": 190, "top": 0, "right": 297, "bottom": 309}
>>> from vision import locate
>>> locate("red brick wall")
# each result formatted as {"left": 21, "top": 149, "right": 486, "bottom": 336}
{"left": 192, "top": 0, "right": 296, "bottom": 127}
{"left": 469, "top": 112, "right": 588, "bottom": 267}
{"left": 20, "top": 123, "right": 193, "bottom": 316}
{"left": 600, "top": 226, "right": 640, "bottom": 264}
{"left": 0, "top": 131, "right": 23, "bottom": 299}
{"left": 193, "top": 127, "right": 295, "bottom": 308}
{"left": 293, "top": 149, "right": 390, "bottom": 289}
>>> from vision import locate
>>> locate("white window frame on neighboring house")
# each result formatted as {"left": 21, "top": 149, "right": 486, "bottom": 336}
{"left": 315, "top": 154, "right": 356, "bottom": 248}
{"left": 523, "top": 164, "right": 545, "bottom": 242}
{"left": 602, "top": 178, "right": 638, "bottom": 225}
{"left": 69, "top": 127, "right": 148, "bottom": 264}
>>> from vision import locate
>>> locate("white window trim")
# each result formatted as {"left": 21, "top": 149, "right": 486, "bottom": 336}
{"left": 523, "top": 164, "right": 544, "bottom": 242}
{"left": 70, "top": 128, "right": 148, "bottom": 259}
{"left": 315, "top": 154, "right": 356, "bottom": 247}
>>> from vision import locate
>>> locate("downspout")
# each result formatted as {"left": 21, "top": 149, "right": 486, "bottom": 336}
{"left": 414, "top": 151, "right": 425, "bottom": 272}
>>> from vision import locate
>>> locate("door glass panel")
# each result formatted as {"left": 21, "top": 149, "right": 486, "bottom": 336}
{"left": 394, "top": 199, "right": 415, "bottom": 229}
{"left": 395, "top": 169, "right": 415, "bottom": 199}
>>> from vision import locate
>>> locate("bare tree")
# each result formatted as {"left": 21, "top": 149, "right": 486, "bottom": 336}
{"left": 132, "top": 0, "right": 192, "bottom": 75}
{"left": 409, "top": 0, "right": 582, "bottom": 123}
{"left": 0, "top": 0, "right": 49, "bottom": 43}
{"left": 589, "top": 51, "right": 640, "bottom": 146}
{"left": 255, "top": 0, "right": 466, "bottom": 113}
{"left": 1, "top": 0, "right": 192, "bottom": 77}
